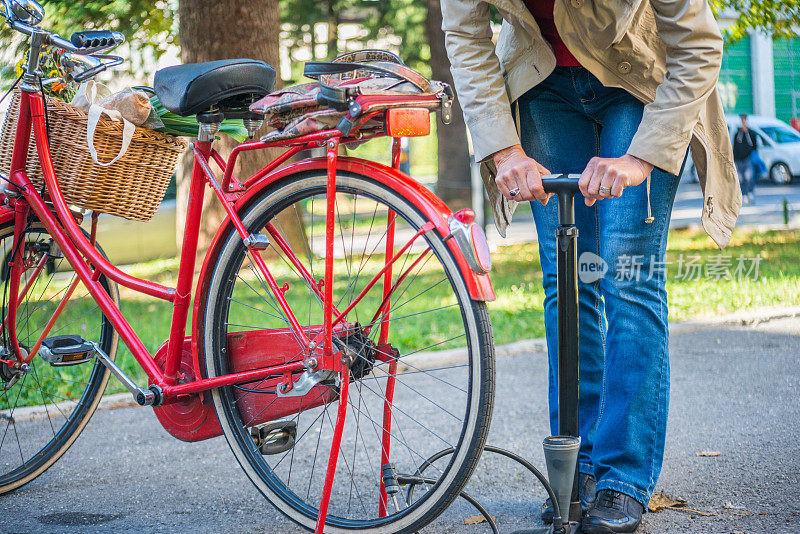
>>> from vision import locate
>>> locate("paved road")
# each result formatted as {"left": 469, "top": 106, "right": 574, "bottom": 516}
{"left": 2, "top": 317, "right": 798, "bottom": 533}
{"left": 485, "top": 181, "right": 800, "bottom": 246}
{"left": 671, "top": 181, "right": 800, "bottom": 228}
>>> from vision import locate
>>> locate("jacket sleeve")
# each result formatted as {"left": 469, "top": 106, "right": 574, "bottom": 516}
{"left": 440, "top": 0, "right": 520, "bottom": 162}
{"left": 626, "top": 0, "right": 724, "bottom": 175}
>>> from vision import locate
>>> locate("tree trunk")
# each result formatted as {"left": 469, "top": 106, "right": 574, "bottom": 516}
{"left": 425, "top": 0, "right": 472, "bottom": 210}
{"left": 176, "top": 0, "right": 304, "bottom": 259}
{"left": 326, "top": 0, "right": 339, "bottom": 59}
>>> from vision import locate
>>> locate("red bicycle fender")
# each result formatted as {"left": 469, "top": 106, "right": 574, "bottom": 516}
{"left": 191, "top": 157, "right": 495, "bottom": 380}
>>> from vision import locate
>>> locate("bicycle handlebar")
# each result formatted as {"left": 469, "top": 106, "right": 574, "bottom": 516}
{"left": 7, "top": 19, "right": 124, "bottom": 55}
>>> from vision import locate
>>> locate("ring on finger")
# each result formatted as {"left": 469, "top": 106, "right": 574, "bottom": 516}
{"left": 599, "top": 186, "right": 611, "bottom": 195}
{"left": 509, "top": 187, "right": 520, "bottom": 197}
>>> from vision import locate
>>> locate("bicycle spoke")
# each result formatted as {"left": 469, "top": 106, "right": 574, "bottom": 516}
{"left": 357, "top": 376, "right": 456, "bottom": 449}
{"left": 345, "top": 381, "right": 447, "bottom": 481}
{"left": 0, "top": 225, "right": 114, "bottom": 490}
{"left": 321, "top": 403, "right": 370, "bottom": 518}
{"left": 0, "top": 378, "right": 25, "bottom": 456}
{"left": 29, "top": 365, "right": 58, "bottom": 436}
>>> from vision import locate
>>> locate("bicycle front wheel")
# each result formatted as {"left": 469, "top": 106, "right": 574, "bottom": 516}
{"left": 199, "top": 170, "right": 495, "bottom": 533}
{"left": 0, "top": 221, "right": 118, "bottom": 494}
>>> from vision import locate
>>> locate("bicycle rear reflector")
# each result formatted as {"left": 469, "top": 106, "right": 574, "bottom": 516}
{"left": 449, "top": 209, "right": 492, "bottom": 275}
{"left": 471, "top": 224, "right": 492, "bottom": 272}
{"left": 386, "top": 108, "right": 431, "bottom": 137}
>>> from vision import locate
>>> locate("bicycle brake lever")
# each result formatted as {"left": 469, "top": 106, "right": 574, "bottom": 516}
{"left": 70, "top": 54, "right": 123, "bottom": 83}
{"left": 72, "top": 65, "right": 105, "bottom": 83}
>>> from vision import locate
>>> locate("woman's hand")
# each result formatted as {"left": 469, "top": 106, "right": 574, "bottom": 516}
{"left": 492, "top": 145, "right": 552, "bottom": 204}
{"left": 579, "top": 154, "right": 654, "bottom": 206}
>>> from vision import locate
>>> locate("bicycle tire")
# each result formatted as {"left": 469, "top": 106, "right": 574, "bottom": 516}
{"left": 198, "top": 170, "right": 495, "bottom": 533}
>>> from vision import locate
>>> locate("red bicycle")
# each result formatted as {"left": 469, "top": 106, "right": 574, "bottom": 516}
{"left": 0, "top": 2, "right": 496, "bottom": 532}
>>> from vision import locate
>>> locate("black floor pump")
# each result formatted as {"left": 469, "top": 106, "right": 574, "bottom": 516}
{"left": 508, "top": 174, "right": 584, "bottom": 534}
{"left": 406, "top": 176, "right": 585, "bottom": 534}
{"left": 549, "top": 174, "right": 583, "bottom": 531}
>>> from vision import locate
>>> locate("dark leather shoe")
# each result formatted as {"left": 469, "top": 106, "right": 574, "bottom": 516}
{"left": 581, "top": 490, "right": 644, "bottom": 533}
{"left": 540, "top": 473, "right": 596, "bottom": 524}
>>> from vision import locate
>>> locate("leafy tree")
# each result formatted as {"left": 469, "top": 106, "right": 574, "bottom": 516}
{"left": 176, "top": 0, "right": 303, "bottom": 255}
{"left": 281, "top": 0, "right": 381, "bottom": 83}
{"left": 362, "top": 0, "right": 429, "bottom": 73}
{"left": 5, "top": 0, "right": 800, "bottom": 224}
{"left": 283, "top": 0, "right": 351, "bottom": 60}
{"left": 0, "top": 0, "right": 176, "bottom": 71}
{"left": 712, "top": 0, "right": 800, "bottom": 42}
{"left": 364, "top": 0, "right": 472, "bottom": 208}
{"left": 279, "top": 0, "right": 474, "bottom": 209}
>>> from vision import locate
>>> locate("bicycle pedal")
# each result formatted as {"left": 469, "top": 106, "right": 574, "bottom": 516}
{"left": 39, "top": 335, "right": 95, "bottom": 366}
{"left": 250, "top": 420, "right": 297, "bottom": 455}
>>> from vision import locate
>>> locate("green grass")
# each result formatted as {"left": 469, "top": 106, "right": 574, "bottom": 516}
{"left": 485, "top": 227, "right": 800, "bottom": 340}
{"left": 662, "top": 227, "right": 800, "bottom": 318}
{"left": 116, "top": 226, "right": 800, "bottom": 381}
{"left": 3, "top": 226, "right": 798, "bottom": 408}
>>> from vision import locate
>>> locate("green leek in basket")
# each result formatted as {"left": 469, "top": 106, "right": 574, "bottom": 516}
{"left": 137, "top": 87, "right": 249, "bottom": 143}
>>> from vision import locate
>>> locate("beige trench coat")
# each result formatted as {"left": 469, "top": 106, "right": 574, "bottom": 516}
{"left": 440, "top": 0, "right": 741, "bottom": 248}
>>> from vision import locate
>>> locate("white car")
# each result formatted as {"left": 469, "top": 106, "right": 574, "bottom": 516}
{"left": 685, "top": 115, "right": 800, "bottom": 184}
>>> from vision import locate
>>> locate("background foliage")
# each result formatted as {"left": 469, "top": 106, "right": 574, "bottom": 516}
{"left": 3, "top": 1, "right": 799, "bottom": 80}
{"left": 712, "top": 0, "right": 799, "bottom": 41}
{"left": 0, "top": 0, "right": 176, "bottom": 80}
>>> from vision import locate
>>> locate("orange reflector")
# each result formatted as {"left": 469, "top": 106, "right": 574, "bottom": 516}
{"left": 62, "top": 352, "right": 89, "bottom": 363}
{"left": 386, "top": 108, "right": 431, "bottom": 137}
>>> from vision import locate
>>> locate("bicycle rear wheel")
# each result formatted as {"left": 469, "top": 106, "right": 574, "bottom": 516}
{"left": 0, "top": 220, "right": 118, "bottom": 494}
{"left": 199, "top": 171, "right": 495, "bottom": 533}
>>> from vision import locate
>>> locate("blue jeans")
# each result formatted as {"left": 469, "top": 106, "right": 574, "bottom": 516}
{"left": 517, "top": 67, "right": 682, "bottom": 506}
{"left": 735, "top": 158, "right": 755, "bottom": 196}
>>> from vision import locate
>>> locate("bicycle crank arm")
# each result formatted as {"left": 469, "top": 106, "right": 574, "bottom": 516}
{"left": 91, "top": 342, "right": 161, "bottom": 406}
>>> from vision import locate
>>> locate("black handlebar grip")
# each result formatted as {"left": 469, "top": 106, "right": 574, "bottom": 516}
{"left": 541, "top": 174, "right": 582, "bottom": 226}
{"left": 541, "top": 174, "right": 582, "bottom": 196}
{"left": 70, "top": 30, "right": 124, "bottom": 49}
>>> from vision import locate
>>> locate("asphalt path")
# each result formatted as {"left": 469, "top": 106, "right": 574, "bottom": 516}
{"left": 670, "top": 181, "right": 800, "bottom": 228}
{"left": 2, "top": 317, "right": 798, "bottom": 533}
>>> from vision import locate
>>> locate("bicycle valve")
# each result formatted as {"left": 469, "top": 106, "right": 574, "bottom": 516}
{"left": 382, "top": 463, "right": 401, "bottom": 511}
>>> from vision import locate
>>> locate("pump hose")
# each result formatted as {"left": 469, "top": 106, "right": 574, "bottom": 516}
{"left": 401, "top": 445, "right": 567, "bottom": 534}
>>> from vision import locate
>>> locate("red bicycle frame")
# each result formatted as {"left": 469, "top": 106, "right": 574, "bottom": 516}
{"left": 5, "top": 88, "right": 447, "bottom": 397}
{"left": 3, "top": 85, "right": 494, "bottom": 532}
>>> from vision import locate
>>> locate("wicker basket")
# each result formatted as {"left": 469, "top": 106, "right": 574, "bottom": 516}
{"left": 0, "top": 90, "right": 187, "bottom": 221}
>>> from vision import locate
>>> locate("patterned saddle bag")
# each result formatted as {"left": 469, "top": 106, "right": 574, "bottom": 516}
{"left": 250, "top": 50, "right": 453, "bottom": 143}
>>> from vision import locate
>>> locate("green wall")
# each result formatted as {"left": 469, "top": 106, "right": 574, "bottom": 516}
{"left": 718, "top": 36, "right": 753, "bottom": 115}
{"left": 773, "top": 38, "right": 800, "bottom": 123}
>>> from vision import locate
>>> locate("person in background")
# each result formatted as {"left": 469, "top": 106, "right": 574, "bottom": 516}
{"left": 733, "top": 114, "right": 758, "bottom": 204}
{"left": 441, "top": 0, "right": 741, "bottom": 532}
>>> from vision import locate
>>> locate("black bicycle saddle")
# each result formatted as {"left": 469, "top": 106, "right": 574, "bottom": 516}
{"left": 154, "top": 58, "right": 276, "bottom": 116}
